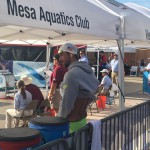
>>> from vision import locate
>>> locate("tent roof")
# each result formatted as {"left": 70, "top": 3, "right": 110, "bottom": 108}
{"left": 99, "top": 0, "right": 150, "bottom": 41}
{"left": 0, "top": 0, "right": 150, "bottom": 48}
{"left": 0, "top": 0, "right": 121, "bottom": 45}
{"left": 125, "top": 2, "right": 150, "bottom": 19}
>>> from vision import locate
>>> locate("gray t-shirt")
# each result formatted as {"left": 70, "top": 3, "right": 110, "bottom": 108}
{"left": 14, "top": 90, "right": 32, "bottom": 110}
{"left": 101, "top": 75, "right": 112, "bottom": 90}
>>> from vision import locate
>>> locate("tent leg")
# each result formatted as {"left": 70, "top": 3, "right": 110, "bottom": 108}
{"left": 45, "top": 43, "right": 50, "bottom": 98}
{"left": 117, "top": 39, "right": 125, "bottom": 111}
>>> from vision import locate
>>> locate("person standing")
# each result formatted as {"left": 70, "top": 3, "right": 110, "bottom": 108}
{"left": 142, "top": 58, "right": 150, "bottom": 71}
{"left": 48, "top": 54, "right": 67, "bottom": 114}
{"left": 58, "top": 43, "right": 99, "bottom": 133}
{"left": 5, "top": 80, "right": 32, "bottom": 128}
{"left": 79, "top": 50, "right": 89, "bottom": 64}
{"left": 110, "top": 52, "right": 119, "bottom": 85}
{"left": 20, "top": 75, "right": 44, "bottom": 108}
{"left": 108, "top": 52, "right": 114, "bottom": 63}
{"left": 99, "top": 51, "right": 108, "bottom": 70}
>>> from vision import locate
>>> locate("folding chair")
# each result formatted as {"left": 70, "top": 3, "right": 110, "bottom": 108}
{"left": 88, "top": 98, "right": 99, "bottom": 115}
{"left": 88, "top": 85, "right": 111, "bottom": 115}
{"left": 106, "top": 83, "right": 118, "bottom": 107}
{"left": 88, "top": 86, "right": 104, "bottom": 115}
{"left": 106, "top": 95, "right": 116, "bottom": 107}
{"left": 72, "top": 123, "right": 93, "bottom": 150}
{"left": 36, "top": 99, "right": 52, "bottom": 116}
{"left": 33, "top": 138, "right": 69, "bottom": 150}
{"left": 130, "top": 66, "right": 138, "bottom": 76}
{"left": 13, "top": 100, "right": 39, "bottom": 127}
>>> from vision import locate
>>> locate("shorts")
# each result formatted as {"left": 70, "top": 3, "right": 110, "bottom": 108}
{"left": 69, "top": 118, "right": 87, "bottom": 133}
{"left": 51, "top": 89, "right": 61, "bottom": 109}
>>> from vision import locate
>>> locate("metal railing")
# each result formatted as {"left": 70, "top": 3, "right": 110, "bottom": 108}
{"left": 101, "top": 100, "right": 150, "bottom": 150}
{"left": 32, "top": 101, "right": 150, "bottom": 150}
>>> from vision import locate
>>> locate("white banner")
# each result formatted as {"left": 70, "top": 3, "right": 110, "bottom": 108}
{"left": 13, "top": 61, "right": 50, "bottom": 87}
{"left": 0, "top": 0, "right": 120, "bottom": 39}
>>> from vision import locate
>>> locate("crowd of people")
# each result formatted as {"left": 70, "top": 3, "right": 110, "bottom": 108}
{"left": 4, "top": 43, "right": 119, "bottom": 132}
{"left": 5, "top": 43, "right": 99, "bottom": 133}
{"left": 5, "top": 43, "right": 150, "bottom": 133}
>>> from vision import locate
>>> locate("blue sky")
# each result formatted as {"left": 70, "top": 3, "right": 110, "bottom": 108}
{"left": 116, "top": 0, "right": 150, "bottom": 9}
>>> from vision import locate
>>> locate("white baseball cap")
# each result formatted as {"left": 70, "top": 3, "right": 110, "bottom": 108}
{"left": 100, "top": 69, "right": 109, "bottom": 73}
{"left": 58, "top": 43, "right": 77, "bottom": 54}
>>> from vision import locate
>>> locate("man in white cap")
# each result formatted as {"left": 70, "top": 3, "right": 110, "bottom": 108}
{"left": 97, "top": 69, "right": 112, "bottom": 95}
{"left": 58, "top": 43, "right": 99, "bottom": 133}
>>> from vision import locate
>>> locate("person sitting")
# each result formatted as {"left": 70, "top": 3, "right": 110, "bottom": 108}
{"left": 20, "top": 75, "right": 44, "bottom": 108}
{"left": 5, "top": 80, "right": 32, "bottom": 128}
{"left": 96, "top": 69, "right": 112, "bottom": 96}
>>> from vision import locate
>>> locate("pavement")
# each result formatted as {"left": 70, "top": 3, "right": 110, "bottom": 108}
{"left": 0, "top": 76, "right": 150, "bottom": 128}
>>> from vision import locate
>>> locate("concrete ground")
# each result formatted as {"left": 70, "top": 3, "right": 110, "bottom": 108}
{"left": 0, "top": 76, "right": 150, "bottom": 128}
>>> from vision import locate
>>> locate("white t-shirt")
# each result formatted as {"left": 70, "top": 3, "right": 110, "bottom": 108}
{"left": 101, "top": 75, "right": 112, "bottom": 90}
{"left": 79, "top": 56, "right": 89, "bottom": 64}
{"left": 110, "top": 59, "right": 118, "bottom": 72}
{"left": 146, "top": 63, "right": 150, "bottom": 69}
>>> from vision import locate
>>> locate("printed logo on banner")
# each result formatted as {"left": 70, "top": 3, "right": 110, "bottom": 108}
{"left": 6, "top": 0, "right": 90, "bottom": 29}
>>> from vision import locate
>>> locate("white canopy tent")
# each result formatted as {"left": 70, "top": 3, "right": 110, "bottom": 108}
{"left": 124, "top": 3, "right": 150, "bottom": 49}
{"left": 0, "top": 0, "right": 123, "bottom": 101}
{"left": 125, "top": 2, "right": 150, "bottom": 19}
{"left": 99, "top": 0, "right": 150, "bottom": 41}
{"left": 1, "top": 0, "right": 150, "bottom": 110}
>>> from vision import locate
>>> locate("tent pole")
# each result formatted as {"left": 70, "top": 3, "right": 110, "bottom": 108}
{"left": 45, "top": 43, "right": 50, "bottom": 98}
{"left": 118, "top": 16, "right": 125, "bottom": 111}
{"left": 97, "top": 51, "right": 99, "bottom": 79}
{"left": 117, "top": 39, "right": 125, "bottom": 111}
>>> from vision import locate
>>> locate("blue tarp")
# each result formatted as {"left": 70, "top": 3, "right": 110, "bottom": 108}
{"left": 143, "top": 71, "right": 150, "bottom": 94}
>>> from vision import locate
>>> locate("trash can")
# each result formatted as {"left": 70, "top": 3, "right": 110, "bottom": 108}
{"left": 29, "top": 116, "right": 69, "bottom": 143}
{"left": 0, "top": 128, "right": 41, "bottom": 150}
